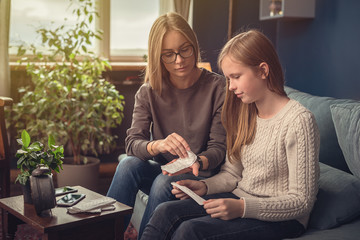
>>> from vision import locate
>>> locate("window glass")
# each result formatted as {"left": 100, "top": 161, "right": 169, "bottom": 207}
{"left": 110, "top": 0, "right": 159, "bottom": 57}
{"left": 9, "top": 0, "right": 80, "bottom": 55}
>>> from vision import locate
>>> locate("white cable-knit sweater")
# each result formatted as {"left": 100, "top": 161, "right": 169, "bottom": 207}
{"left": 203, "top": 99, "right": 320, "bottom": 227}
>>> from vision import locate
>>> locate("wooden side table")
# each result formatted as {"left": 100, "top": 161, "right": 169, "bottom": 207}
{"left": 0, "top": 186, "right": 132, "bottom": 240}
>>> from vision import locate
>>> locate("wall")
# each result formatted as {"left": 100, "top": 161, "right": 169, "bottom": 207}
{"left": 277, "top": 0, "right": 360, "bottom": 99}
{"left": 193, "top": 0, "right": 360, "bottom": 100}
{"left": 105, "top": 70, "right": 143, "bottom": 156}
{"left": 193, "top": 0, "right": 276, "bottom": 73}
{"left": 193, "top": 0, "right": 229, "bottom": 73}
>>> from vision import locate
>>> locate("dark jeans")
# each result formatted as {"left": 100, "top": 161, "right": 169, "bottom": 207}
{"left": 106, "top": 156, "right": 201, "bottom": 238}
{"left": 141, "top": 192, "right": 305, "bottom": 240}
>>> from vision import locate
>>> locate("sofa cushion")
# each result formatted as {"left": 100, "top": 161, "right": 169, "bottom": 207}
{"left": 309, "top": 163, "right": 360, "bottom": 230}
{"left": 286, "top": 217, "right": 360, "bottom": 240}
{"left": 330, "top": 103, "right": 360, "bottom": 178}
{"left": 285, "top": 86, "right": 359, "bottom": 172}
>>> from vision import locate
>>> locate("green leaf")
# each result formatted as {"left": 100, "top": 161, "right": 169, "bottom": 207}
{"left": 16, "top": 138, "right": 24, "bottom": 146}
{"left": 29, "top": 152, "right": 38, "bottom": 160}
{"left": 28, "top": 142, "right": 42, "bottom": 152}
{"left": 16, "top": 156, "right": 26, "bottom": 166}
{"left": 17, "top": 46, "right": 26, "bottom": 56}
{"left": 21, "top": 130, "right": 31, "bottom": 148}
{"left": 59, "top": 146, "right": 64, "bottom": 154}
{"left": 48, "top": 134, "right": 55, "bottom": 149}
{"left": 16, "top": 149, "right": 27, "bottom": 155}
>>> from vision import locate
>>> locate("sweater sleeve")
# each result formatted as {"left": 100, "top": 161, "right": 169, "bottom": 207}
{"left": 202, "top": 155, "right": 243, "bottom": 194}
{"left": 199, "top": 77, "right": 227, "bottom": 169}
{"left": 125, "top": 84, "right": 153, "bottom": 160}
{"left": 242, "top": 111, "right": 320, "bottom": 222}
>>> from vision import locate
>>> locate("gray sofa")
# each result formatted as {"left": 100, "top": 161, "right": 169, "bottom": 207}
{"left": 127, "top": 86, "right": 360, "bottom": 239}
{"left": 283, "top": 86, "right": 360, "bottom": 239}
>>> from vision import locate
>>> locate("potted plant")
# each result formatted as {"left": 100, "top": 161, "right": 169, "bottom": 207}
{"left": 15, "top": 130, "right": 64, "bottom": 203}
{"left": 11, "top": 0, "right": 125, "bottom": 190}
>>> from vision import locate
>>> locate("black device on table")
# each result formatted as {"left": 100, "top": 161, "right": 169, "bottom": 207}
{"left": 55, "top": 186, "right": 78, "bottom": 196}
{"left": 56, "top": 193, "right": 85, "bottom": 207}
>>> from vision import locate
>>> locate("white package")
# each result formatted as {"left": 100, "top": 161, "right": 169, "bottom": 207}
{"left": 171, "top": 182, "right": 205, "bottom": 205}
{"left": 161, "top": 150, "right": 197, "bottom": 174}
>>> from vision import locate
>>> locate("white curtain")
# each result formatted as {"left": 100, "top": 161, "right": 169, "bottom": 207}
{"left": 159, "top": 0, "right": 175, "bottom": 15}
{"left": 95, "top": 0, "right": 110, "bottom": 59}
{"left": 159, "top": 0, "right": 193, "bottom": 26}
{"left": 174, "top": 0, "right": 190, "bottom": 21}
{"left": 0, "top": 0, "right": 11, "bottom": 97}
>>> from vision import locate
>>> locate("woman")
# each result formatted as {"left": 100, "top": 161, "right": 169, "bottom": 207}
{"left": 106, "top": 12, "right": 226, "bottom": 237}
{"left": 141, "top": 29, "right": 320, "bottom": 240}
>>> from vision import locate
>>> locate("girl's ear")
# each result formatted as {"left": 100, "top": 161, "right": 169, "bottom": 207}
{"left": 259, "top": 62, "right": 269, "bottom": 79}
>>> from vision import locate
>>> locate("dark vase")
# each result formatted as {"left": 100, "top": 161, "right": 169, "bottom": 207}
{"left": 21, "top": 180, "right": 33, "bottom": 204}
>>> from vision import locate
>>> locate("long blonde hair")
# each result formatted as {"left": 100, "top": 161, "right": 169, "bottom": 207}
{"left": 144, "top": 12, "right": 201, "bottom": 95}
{"left": 218, "top": 30, "right": 286, "bottom": 162}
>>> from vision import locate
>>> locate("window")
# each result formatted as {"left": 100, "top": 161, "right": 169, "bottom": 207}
{"left": 110, "top": 0, "right": 159, "bottom": 57}
{"left": 9, "top": 0, "right": 159, "bottom": 61}
{"left": 9, "top": 0, "right": 79, "bottom": 55}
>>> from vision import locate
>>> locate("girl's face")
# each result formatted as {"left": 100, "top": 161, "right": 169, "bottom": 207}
{"left": 161, "top": 30, "right": 196, "bottom": 79}
{"left": 221, "top": 55, "right": 268, "bottom": 104}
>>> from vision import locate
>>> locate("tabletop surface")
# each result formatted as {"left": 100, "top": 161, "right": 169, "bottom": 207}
{"left": 0, "top": 186, "right": 132, "bottom": 233}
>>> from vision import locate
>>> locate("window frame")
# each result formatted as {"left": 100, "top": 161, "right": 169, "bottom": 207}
{"left": 96, "top": 0, "right": 151, "bottom": 62}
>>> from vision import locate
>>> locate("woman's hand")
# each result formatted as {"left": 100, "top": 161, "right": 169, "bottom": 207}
{"left": 203, "top": 198, "right": 244, "bottom": 220}
{"left": 171, "top": 179, "right": 207, "bottom": 200}
{"left": 162, "top": 160, "right": 201, "bottom": 176}
{"left": 154, "top": 132, "right": 190, "bottom": 158}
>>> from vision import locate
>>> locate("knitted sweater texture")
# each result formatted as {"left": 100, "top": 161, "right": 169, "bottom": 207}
{"left": 203, "top": 99, "right": 320, "bottom": 227}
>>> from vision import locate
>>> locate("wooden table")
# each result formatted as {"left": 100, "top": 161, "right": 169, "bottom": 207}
{"left": 0, "top": 186, "right": 132, "bottom": 240}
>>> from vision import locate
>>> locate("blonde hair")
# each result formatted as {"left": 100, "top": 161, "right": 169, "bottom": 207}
{"left": 144, "top": 12, "right": 201, "bottom": 95}
{"left": 218, "top": 29, "right": 286, "bottom": 162}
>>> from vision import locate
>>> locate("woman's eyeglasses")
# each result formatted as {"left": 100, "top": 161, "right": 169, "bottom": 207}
{"left": 161, "top": 45, "right": 194, "bottom": 64}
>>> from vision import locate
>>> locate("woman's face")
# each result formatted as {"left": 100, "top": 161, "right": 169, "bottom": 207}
{"left": 161, "top": 30, "right": 196, "bottom": 79}
{"left": 221, "top": 55, "right": 268, "bottom": 104}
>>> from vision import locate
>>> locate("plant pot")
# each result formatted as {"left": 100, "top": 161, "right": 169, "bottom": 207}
{"left": 56, "top": 156, "right": 100, "bottom": 192}
{"left": 30, "top": 174, "right": 56, "bottom": 215}
{"left": 21, "top": 180, "right": 32, "bottom": 204}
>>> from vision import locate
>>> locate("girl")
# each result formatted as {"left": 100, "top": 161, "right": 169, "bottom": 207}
{"left": 141, "top": 29, "right": 320, "bottom": 240}
{"left": 107, "top": 12, "right": 226, "bottom": 237}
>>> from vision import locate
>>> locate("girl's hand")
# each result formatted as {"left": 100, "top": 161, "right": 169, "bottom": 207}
{"left": 203, "top": 198, "right": 244, "bottom": 220}
{"left": 155, "top": 133, "right": 190, "bottom": 158}
{"left": 171, "top": 180, "right": 207, "bottom": 200}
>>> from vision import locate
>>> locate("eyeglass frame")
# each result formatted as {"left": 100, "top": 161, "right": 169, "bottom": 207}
{"left": 160, "top": 44, "right": 195, "bottom": 64}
